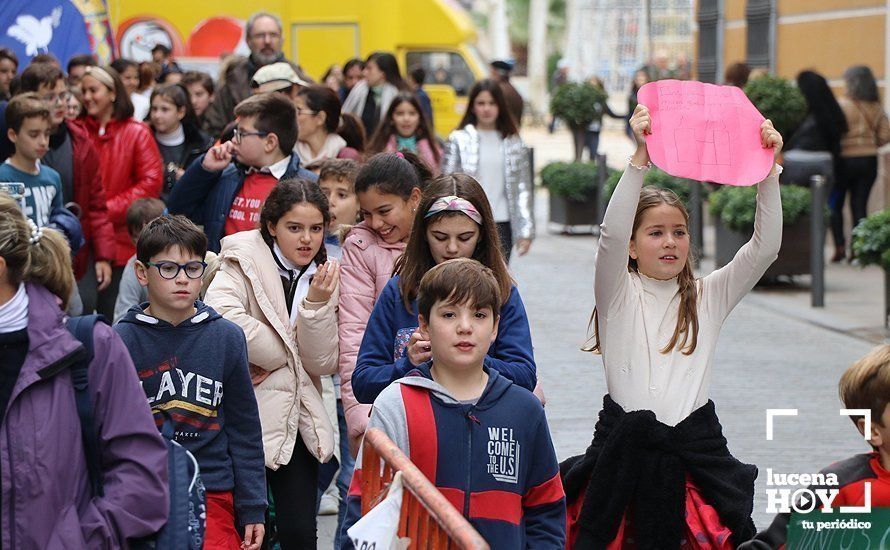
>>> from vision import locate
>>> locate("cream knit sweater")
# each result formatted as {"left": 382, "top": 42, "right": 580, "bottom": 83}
{"left": 593, "top": 164, "right": 782, "bottom": 425}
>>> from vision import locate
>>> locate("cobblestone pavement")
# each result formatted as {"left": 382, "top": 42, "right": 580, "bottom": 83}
{"left": 511, "top": 217, "right": 872, "bottom": 530}
{"left": 319, "top": 126, "right": 878, "bottom": 544}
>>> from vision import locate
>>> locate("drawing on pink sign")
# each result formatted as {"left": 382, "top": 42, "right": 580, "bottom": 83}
{"left": 675, "top": 118, "right": 731, "bottom": 166}
{"left": 638, "top": 80, "right": 774, "bottom": 186}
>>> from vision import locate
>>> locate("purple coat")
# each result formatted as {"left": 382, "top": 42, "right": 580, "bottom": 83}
{"left": 0, "top": 283, "right": 169, "bottom": 549}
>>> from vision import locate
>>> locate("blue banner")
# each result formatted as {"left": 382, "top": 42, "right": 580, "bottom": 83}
{"left": 0, "top": 0, "right": 114, "bottom": 68}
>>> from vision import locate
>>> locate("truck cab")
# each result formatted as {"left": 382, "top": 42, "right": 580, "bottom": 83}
{"left": 108, "top": 0, "right": 484, "bottom": 136}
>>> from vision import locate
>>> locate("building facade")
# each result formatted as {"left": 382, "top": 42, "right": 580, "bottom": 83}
{"left": 697, "top": 0, "right": 890, "bottom": 214}
{"left": 698, "top": 0, "right": 887, "bottom": 97}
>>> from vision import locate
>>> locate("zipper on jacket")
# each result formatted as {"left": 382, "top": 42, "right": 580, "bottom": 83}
{"left": 463, "top": 407, "right": 479, "bottom": 518}
{"left": 7, "top": 424, "right": 15, "bottom": 548}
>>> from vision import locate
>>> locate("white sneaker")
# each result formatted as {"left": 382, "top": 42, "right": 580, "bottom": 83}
{"left": 318, "top": 492, "right": 339, "bottom": 516}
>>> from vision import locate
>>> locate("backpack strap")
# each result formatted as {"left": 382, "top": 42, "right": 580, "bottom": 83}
{"left": 66, "top": 314, "right": 108, "bottom": 498}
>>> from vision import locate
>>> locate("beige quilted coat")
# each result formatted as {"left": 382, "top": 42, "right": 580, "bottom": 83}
{"left": 205, "top": 230, "right": 338, "bottom": 469}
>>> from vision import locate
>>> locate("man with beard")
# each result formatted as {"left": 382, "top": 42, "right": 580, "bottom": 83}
{"left": 204, "top": 12, "right": 310, "bottom": 139}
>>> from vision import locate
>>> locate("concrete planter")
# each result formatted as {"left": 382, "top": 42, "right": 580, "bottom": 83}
{"left": 714, "top": 215, "right": 811, "bottom": 280}
{"left": 548, "top": 190, "right": 598, "bottom": 233}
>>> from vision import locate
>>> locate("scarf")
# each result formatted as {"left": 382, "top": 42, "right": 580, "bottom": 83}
{"left": 0, "top": 283, "right": 29, "bottom": 333}
{"left": 295, "top": 133, "right": 347, "bottom": 166}
{"left": 396, "top": 135, "right": 418, "bottom": 153}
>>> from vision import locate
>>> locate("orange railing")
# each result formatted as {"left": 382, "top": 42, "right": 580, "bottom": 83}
{"left": 360, "top": 428, "right": 489, "bottom": 550}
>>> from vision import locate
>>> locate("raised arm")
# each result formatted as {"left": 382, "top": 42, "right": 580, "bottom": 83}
{"left": 167, "top": 144, "right": 234, "bottom": 224}
{"left": 295, "top": 262, "right": 341, "bottom": 377}
{"left": 594, "top": 105, "right": 651, "bottom": 316}
{"left": 703, "top": 121, "right": 784, "bottom": 319}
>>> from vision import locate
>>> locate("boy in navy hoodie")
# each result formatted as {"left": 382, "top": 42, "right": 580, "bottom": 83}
{"left": 113, "top": 215, "right": 266, "bottom": 550}
{"left": 167, "top": 93, "right": 317, "bottom": 252}
{"left": 342, "top": 258, "right": 565, "bottom": 548}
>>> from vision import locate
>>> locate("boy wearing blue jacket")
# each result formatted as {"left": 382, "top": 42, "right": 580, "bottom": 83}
{"left": 166, "top": 93, "right": 317, "bottom": 252}
{"left": 352, "top": 274, "right": 537, "bottom": 404}
{"left": 114, "top": 215, "right": 266, "bottom": 550}
{"left": 343, "top": 258, "right": 565, "bottom": 548}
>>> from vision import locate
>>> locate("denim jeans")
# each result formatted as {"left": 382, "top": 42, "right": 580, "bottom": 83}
{"left": 333, "top": 399, "right": 354, "bottom": 549}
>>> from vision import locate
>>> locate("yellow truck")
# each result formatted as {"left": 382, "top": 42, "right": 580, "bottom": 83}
{"left": 107, "top": 0, "right": 485, "bottom": 135}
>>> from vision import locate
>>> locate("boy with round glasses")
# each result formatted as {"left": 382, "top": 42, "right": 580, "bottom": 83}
{"left": 114, "top": 214, "right": 267, "bottom": 550}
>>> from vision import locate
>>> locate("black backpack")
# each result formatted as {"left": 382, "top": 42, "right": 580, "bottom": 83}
{"left": 66, "top": 314, "right": 206, "bottom": 549}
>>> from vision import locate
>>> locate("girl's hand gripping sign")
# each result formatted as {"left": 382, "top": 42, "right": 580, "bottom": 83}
{"left": 638, "top": 79, "right": 774, "bottom": 186}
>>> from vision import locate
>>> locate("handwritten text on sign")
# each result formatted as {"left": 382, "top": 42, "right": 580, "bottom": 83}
{"left": 638, "top": 80, "right": 774, "bottom": 186}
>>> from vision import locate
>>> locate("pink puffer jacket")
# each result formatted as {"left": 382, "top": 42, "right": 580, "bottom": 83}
{"left": 337, "top": 223, "right": 406, "bottom": 455}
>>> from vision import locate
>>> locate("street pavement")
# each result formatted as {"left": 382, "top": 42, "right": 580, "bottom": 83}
{"left": 318, "top": 124, "right": 883, "bottom": 544}
{"left": 512, "top": 210, "right": 872, "bottom": 530}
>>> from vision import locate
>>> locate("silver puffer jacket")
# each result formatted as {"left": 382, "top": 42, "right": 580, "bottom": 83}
{"left": 442, "top": 125, "right": 535, "bottom": 240}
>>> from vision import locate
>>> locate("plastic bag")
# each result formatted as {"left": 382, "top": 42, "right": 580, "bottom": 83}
{"left": 347, "top": 471, "right": 410, "bottom": 550}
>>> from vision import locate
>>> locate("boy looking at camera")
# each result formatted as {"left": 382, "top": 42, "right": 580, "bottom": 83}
{"left": 342, "top": 258, "right": 565, "bottom": 549}
{"left": 114, "top": 215, "right": 267, "bottom": 550}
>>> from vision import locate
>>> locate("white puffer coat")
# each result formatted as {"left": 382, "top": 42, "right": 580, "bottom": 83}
{"left": 205, "top": 230, "right": 338, "bottom": 468}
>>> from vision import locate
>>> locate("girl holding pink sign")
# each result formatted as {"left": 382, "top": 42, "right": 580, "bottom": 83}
{"left": 561, "top": 104, "right": 784, "bottom": 549}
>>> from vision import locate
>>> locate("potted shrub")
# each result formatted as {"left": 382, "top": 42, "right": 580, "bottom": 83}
{"left": 542, "top": 161, "right": 601, "bottom": 229}
{"left": 709, "top": 184, "right": 812, "bottom": 280}
{"left": 743, "top": 75, "right": 807, "bottom": 141}
{"left": 851, "top": 209, "right": 890, "bottom": 327}
{"left": 550, "top": 82, "right": 608, "bottom": 161}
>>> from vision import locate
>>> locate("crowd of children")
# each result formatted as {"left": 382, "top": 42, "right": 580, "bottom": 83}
{"left": 0, "top": 26, "right": 889, "bottom": 550}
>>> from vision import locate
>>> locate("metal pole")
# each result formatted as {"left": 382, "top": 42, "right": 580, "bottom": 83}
{"left": 810, "top": 174, "right": 826, "bottom": 308}
{"left": 528, "top": 147, "right": 535, "bottom": 189}
{"left": 689, "top": 181, "right": 702, "bottom": 267}
{"left": 885, "top": 269, "right": 890, "bottom": 328}
{"left": 596, "top": 153, "right": 607, "bottom": 230}
{"left": 642, "top": 0, "right": 653, "bottom": 62}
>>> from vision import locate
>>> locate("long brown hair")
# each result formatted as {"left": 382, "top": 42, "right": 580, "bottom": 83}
{"left": 458, "top": 79, "right": 519, "bottom": 137}
{"left": 585, "top": 187, "right": 700, "bottom": 355}
{"left": 395, "top": 173, "right": 512, "bottom": 313}
{"left": 368, "top": 92, "right": 441, "bottom": 164}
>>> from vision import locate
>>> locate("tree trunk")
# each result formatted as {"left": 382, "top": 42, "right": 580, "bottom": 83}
{"left": 527, "top": 0, "right": 550, "bottom": 122}
{"left": 571, "top": 126, "right": 585, "bottom": 161}
{"left": 489, "top": 0, "right": 512, "bottom": 61}
{"left": 564, "top": 0, "right": 581, "bottom": 81}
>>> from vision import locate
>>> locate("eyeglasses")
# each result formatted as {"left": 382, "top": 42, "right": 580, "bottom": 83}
{"left": 249, "top": 32, "right": 281, "bottom": 41}
{"left": 144, "top": 260, "right": 207, "bottom": 280}
{"left": 41, "top": 92, "right": 72, "bottom": 104}
{"left": 233, "top": 128, "right": 270, "bottom": 144}
{"left": 295, "top": 107, "right": 318, "bottom": 116}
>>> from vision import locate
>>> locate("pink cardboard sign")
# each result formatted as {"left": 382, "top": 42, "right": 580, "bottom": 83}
{"left": 637, "top": 80, "right": 773, "bottom": 186}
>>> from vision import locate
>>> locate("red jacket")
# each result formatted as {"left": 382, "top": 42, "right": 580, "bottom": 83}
{"left": 81, "top": 117, "right": 163, "bottom": 266}
{"left": 66, "top": 120, "right": 116, "bottom": 278}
